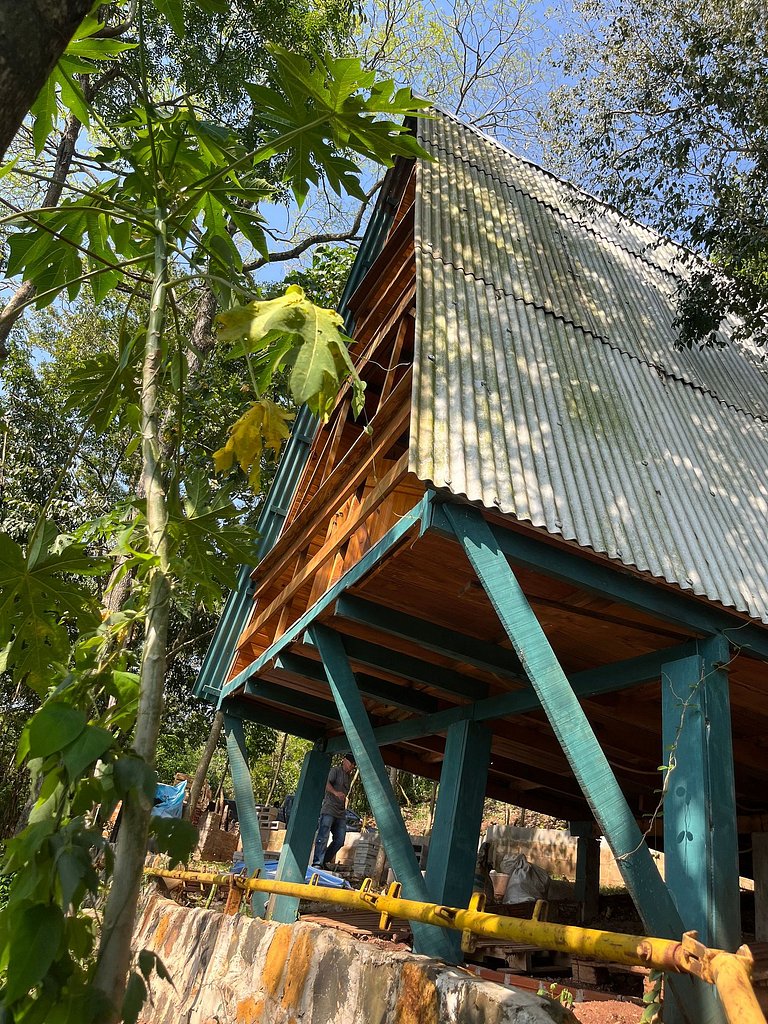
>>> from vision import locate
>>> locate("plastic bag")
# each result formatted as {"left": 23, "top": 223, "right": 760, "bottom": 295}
{"left": 500, "top": 852, "right": 550, "bottom": 903}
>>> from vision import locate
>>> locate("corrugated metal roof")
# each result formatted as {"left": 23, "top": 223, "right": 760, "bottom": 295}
{"left": 411, "top": 110, "right": 768, "bottom": 623}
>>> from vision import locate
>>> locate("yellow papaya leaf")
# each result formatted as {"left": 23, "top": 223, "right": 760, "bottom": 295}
{"left": 212, "top": 446, "right": 235, "bottom": 473}
{"left": 260, "top": 398, "right": 293, "bottom": 453}
{"left": 212, "top": 399, "right": 293, "bottom": 493}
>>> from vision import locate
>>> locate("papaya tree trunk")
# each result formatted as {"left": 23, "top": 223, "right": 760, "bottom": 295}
{"left": 185, "top": 710, "right": 224, "bottom": 821}
{"left": 93, "top": 212, "right": 170, "bottom": 1021}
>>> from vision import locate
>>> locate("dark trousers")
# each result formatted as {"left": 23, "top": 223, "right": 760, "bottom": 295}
{"left": 312, "top": 813, "right": 346, "bottom": 867}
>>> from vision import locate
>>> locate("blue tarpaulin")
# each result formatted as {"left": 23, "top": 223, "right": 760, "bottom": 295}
{"left": 152, "top": 780, "right": 186, "bottom": 819}
{"left": 232, "top": 855, "right": 352, "bottom": 889}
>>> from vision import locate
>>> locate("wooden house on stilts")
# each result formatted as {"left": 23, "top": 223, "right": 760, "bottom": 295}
{"left": 194, "top": 111, "right": 768, "bottom": 1008}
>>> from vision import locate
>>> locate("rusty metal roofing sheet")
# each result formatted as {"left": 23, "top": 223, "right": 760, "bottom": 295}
{"left": 411, "top": 111, "right": 768, "bottom": 622}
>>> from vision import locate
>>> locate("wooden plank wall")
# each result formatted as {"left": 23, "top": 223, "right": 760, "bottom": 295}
{"left": 230, "top": 171, "right": 421, "bottom": 678}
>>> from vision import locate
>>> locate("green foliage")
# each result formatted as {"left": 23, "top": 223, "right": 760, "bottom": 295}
{"left": 0, "top": 0, "right": 432, "bottom": 1016}
{"left": 29, "top": 11, "right": 135, "bottom": 154}
{"left": 147, "top": 818, "right": 197, "bottom": 867}
{"left": 545, "top": 0, "right": 768, "bottom": 346}
{"left": 641, "top": 968, "right": 663, "bottom": 1022}
{"left": 0, "top": 524, "right": 108, "bottom": 693}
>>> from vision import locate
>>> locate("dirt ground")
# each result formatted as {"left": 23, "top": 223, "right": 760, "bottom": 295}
{"left": 570, "top": 1001, "right": 643, "bottom": 1024}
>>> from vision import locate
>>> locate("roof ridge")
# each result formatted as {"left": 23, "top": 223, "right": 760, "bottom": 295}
{"left": 423, "top": 107, "right": 692, "bottom": 265}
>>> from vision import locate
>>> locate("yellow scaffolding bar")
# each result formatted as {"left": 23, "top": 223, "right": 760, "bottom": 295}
{"left": 144, "top": 867, "right": 762, "bottom": 1024}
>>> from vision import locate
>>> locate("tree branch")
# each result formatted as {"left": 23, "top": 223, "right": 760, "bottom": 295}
{"left": 243, "top": 180, "right": 382, "bottom": 273}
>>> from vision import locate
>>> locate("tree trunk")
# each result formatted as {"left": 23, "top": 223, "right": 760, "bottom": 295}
{"left": 373, "top": 766, "right": 399, "bottom": 884}
{"left": 0, "top": 110, "right": 82, "bottom": 356}
{"left": 426, "top": 780, "right": 438, "bottom": 835}
{"left": 265, "top": 731, "right": 288, "bottom": 808}
{"left": 93, "top": 213, "right": 171, "bottom": 1022}
{"left": 0, "top": 0, "right": 92, "bottom": 162}
{"left": 185, "top": 710, "right": 224, "bottom": 821}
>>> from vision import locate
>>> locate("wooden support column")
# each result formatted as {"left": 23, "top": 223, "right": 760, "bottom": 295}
{"left": 310, "top": 623, "right": 458, "bottom": 962}
{"left": 662, "top": 638, "right": 740, "bottom": 950}
{"left": 223, "top": 712, "right": 267, "bottom": 917}
{"left": 444, "top": 504, "right": 713, "bottom": 1024}
{"left": 426, "top": 720, "right": 491, "bottom": 958}
{"left": 270, "top": 745, "right": 331, "bottom": 924}
{"left": 753, "top": 833, "right": 768, "bottom": 942}
{"left": 443, "top": 502, "right": 683, "bottom": 938}
{"left": 570, "top": 822, "right": 600, "bottom": 924}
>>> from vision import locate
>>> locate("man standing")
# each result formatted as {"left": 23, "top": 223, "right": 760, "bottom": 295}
{"left": 312, "top": 752, "right": 355, "bottom": 870}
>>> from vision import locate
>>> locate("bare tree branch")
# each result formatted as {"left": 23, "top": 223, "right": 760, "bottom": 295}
{"left": 243, "top": 179, "right": 382, "bottom": 273}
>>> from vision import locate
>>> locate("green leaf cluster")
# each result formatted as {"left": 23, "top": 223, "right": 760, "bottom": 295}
{"left": 30, "top": 11, "right": 135, "bottom": 155}
{"left": 247, "top": 46, "right": 429, "bottom": 204}
{"left": 0, "top": 524, "right": 108, "bottom": 694}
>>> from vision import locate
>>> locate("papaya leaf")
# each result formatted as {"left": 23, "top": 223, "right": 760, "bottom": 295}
{"left": 242, "top": 48, "right": 431, "bottom": 205}
{"left": 25, "top": 703, "right": 87, "bottom": 761}
{"left": 60, "top": 725, "right": 114, "bottom": 781}
{"left": 217, "top": 285, "right": 361, "bottom": 426}
{"left": 212, "top": 399, "right": 293, "bottom": 492}
{"left": 114, "top": 756, "right": 157, "bottom": 807}
{"left": 4, "top": 903, "right": 65, "bottom": 1003}
{"left": 0, "top": 524, "right": 107, "bottom": 692}
{"left": 148, "top": 818, "right": 197, "bottom": 868}
{"left": 165, "top": 470, "right": 260, "bottom": 602}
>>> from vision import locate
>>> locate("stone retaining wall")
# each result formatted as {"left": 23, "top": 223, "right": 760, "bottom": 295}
{"left": 133, "top": 894, "right": 573, "bottom": 1024}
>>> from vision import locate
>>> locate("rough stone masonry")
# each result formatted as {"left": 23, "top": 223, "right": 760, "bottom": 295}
{"left": 133, "top": 894, "right": 574, "bottom": 1023}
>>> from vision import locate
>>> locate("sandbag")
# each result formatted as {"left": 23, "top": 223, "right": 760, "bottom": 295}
{"left": 499, "top": 852, "right": 550, "bottom": 903}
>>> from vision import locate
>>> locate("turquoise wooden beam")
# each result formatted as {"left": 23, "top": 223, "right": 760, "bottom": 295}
{"left": 442, "top": 502, "right": 684, "bottom": 938}
{"left": 223, "top": 712, "right": 267, "bottom": 917}
{"left": 662, "top": 638, "right": 740, "bottom": 950}
{"left": 275, "top": 653, "right": 440, "bottom": 713}
{"left": 431, "top": 502, "right": 768, "bottom": 661}
{"left": 335, "top": 595, "right": 523, "bottom": 679}
{"left": 426, "top": 720, "right": 491, "bottom": 959}
{"left": 244, "top": 678, "right": 340, "bottom": 722}
{"left": 305, "top": 632, "right": 489, "bottom": 700}
{"left": 219, "top": 491, "right": 436, "bottom": 702}
{"left": 325, "top": 637, "right": 700, "bottom": 752}
{"left": 310, "top": 623, "right": 458, "bottom": 962}
{"left": 222, "top": 696, "right": 324, "bottom": 741}
{"left": 270, "top": 745, "right": 331, "bottom": 924}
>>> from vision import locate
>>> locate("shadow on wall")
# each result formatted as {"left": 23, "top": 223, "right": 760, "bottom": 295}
{"left": 484, "top": 825, "right": 628, "bottom": 889}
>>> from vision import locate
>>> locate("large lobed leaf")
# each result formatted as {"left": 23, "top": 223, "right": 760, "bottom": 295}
{"left": 244, "top": 46, "right": 431, "bottom": 205}
{"left": 165, "top": 469, "right": 263, "bottom": 604}
{"left": 212, "top": 399, "right": 294, "bottom": 493}
{"left": 0, "top": 523, "right": 108, "bottom": 693}
{"left": 217, "top": 284, "right": 365, "bottom": 428}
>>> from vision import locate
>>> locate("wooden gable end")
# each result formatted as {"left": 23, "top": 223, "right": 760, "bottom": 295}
{"left": 229, "top": 166, "right": 423, "bottom": 679}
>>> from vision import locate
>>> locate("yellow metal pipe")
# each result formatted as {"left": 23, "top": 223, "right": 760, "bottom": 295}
{"left": 144, "top": 867, "right": 762, "bottom": 1024}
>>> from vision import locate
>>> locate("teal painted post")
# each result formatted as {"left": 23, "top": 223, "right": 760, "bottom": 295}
{"left": 442, "top": 503, "right": 683, "bottom": 935}
{"left": 426, "top": 720, "right": 491, "bottom": 959}
{"left": 444, "top": 504, "right": 706, "bottom": 1022}
{"left": 310, "top": 624, "right": 458, "bottom": 962}
{"left": 270, "top": 745, "right": 331, "bottom": 923}
{"left": 662, "top": 638, "right": 740, "bottom": 950}
{"left": 223, "top": 713, "right": 267, "bottom": 918}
